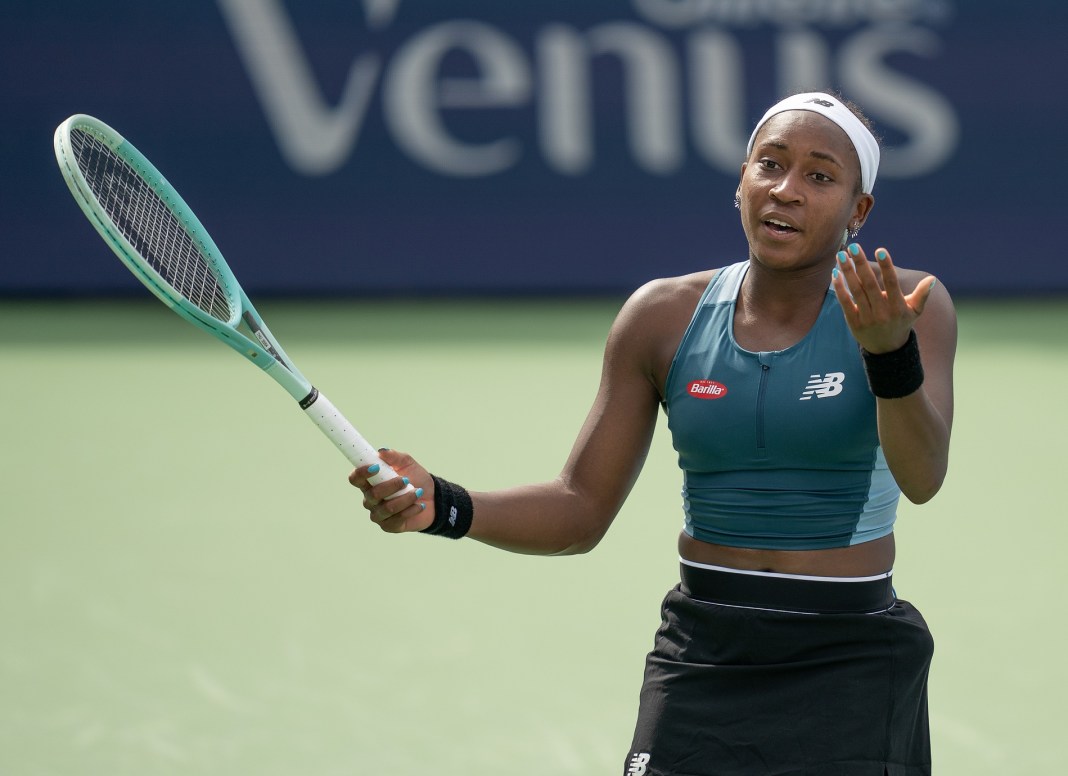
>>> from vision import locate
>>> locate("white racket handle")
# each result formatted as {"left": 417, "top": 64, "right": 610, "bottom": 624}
{"left": 302, "top": 389, "right": 414, "bottom": 499}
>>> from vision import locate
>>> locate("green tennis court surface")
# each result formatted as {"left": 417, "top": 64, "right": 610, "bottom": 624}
{"left": 1, "top": 298, "right": 1064, "bottom": 774}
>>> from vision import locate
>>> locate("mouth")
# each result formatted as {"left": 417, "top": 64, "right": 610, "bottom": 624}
{"left": 762, "top": 217, "right": 799, "bottom": 236}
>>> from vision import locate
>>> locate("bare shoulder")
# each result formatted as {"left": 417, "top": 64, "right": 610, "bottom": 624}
{"left": 894, "top": 266, "right": 940, "bottom": 294}
{"left": 608, "top": 269, "right": 717, "bottom": 394}
{"left": 620, "top": 269, "right": 716, "bottom": 321}
{"left": 890, "top": 266, "right": 957, "bottom": 364}
{"left": 893, "top": 266, "right": 956, "bottom": 320}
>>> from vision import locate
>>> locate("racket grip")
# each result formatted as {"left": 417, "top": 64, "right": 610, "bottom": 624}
{"left": 301, "top": 389, "right": 414, "bottom": 499}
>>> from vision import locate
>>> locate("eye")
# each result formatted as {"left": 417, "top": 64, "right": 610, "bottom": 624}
{"left": 811, "top": 171, "right": 834, "bottom": 183}
{"left": 759, "top": 158, "right": 781, "bottom": 170}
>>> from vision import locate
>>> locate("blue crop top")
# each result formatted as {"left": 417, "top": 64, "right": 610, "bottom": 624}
{"left": 663, "top": 261, "right": 899, "bottom": 550}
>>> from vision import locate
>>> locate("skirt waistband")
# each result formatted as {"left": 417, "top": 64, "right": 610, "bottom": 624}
{"left": 679, "top": 559, "right": 895, "bottom": 615}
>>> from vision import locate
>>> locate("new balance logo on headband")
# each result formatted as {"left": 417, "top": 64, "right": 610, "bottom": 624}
{"left": 806, "top": 97, "right": 835, "bottom": 108}
{"left": 800, "top": 372, "right": 845, "bottom": 400}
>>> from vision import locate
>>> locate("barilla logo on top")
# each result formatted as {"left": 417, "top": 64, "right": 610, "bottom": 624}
{"left": 688, "top": 379, "right": 727, "bottom": 399}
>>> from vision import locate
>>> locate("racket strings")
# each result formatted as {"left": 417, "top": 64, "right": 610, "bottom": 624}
{"left": 70, "top": 128, "right": 234, "bottom": 322}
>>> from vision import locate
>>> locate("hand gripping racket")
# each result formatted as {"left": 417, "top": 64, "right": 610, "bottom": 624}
{"left": 54, "top": 114, "right": 410, "bottom": 495}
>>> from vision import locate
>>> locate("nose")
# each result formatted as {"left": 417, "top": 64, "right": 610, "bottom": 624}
{"left": 769, "top": 170, "right": 804, "bottom": 204}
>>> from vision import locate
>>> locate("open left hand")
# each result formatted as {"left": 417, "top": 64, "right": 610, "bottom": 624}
{"left": 831, "top": 244, "right": 939, "bottom": 354}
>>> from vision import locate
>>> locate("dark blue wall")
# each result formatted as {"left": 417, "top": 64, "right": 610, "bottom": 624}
{"left": 2, "top": 1, "right": 1059, "bottom": 296}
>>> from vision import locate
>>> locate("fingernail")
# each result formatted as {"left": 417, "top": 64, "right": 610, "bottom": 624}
{"left": 419, "top": 502, "right": 426, "bottom": 511}
{"left": 402, "top": 477, "right": 410, "bottom": 486}
{"left": 415, "top": 488, "right": 424, "bottom": 498}
{"left": 367, "top": 464, "right": 380, "bottom": 475}
{"left": 875, "top": 249, "right": 888, "bottom": 261}
{"left": 378, "top": 447, "right": 391, "bottom": 452}
{"left": 930, "top": 278, "right": 938, "bottom": 289}
{"left": 832, "top": 267, "right": 840, "bottom": 279}
{"left": 848, "top": 243, "right": 860, "bottom": 256}
{"left": 837, "top": 251, "right": 848, "bottom": 264}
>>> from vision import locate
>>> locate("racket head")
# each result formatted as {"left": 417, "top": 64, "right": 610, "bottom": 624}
{"left": 55, "top": 115, "right": 242, "bottom": 326}
{"left": 54, "top": 114, "right": 311, "bottom": 399}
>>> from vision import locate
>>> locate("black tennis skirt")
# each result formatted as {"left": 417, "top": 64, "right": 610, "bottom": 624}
{"left": 624, "top": 563, "right": 934, "bottom": 776}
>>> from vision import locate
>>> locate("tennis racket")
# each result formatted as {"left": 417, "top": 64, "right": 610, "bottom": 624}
{"left": 54, "top": 114, "right": 411, "bottom": 496}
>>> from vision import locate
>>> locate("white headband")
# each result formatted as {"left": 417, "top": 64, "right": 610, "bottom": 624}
{"left": 746, "top": 92, "right": 880, "bottom": 194}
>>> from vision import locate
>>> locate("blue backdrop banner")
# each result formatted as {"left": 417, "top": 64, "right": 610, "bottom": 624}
{"left": 1, "top": 1, "right": 1058, "bottom": 297}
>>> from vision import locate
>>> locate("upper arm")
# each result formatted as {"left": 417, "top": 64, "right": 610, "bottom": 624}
{"left": 911, "top": 276, "right": 957, "bottom": 432}
{"left": 557, "top": 283, "right": 672, "bottom": 533}
{"left": 466, "top": 276, "right": 699, "bottom": 555}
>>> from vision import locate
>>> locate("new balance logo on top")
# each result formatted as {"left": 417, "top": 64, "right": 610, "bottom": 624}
{"left": 627, "top": 752, "right": 651, "bottom": 776}
{"left": 800, "top": 372, "right": 845, "bottom": 400}
{"left": 448, "top": 506, "right": 458, "bottom": 527}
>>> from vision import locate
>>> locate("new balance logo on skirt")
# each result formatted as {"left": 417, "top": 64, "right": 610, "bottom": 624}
{"left": 627, "top": 752, "right": 651, "bottom": 776}
{"left": 800, "top": 372, "right": 845, "bottom": 400}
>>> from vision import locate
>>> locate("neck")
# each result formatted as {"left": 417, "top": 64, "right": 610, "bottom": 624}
{"left": 732, "top": 257, "right": 834, "bottom": 352}
{"left": 740, "top": 257, "right": 833, "bottom": 321}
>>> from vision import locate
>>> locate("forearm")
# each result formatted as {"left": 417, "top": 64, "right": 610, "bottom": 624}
{"left": 466, "top": 478, "right": 620, "bottom": 556}
{"left": 834, "top": 260, "right": 956, "bottom": 505}
{"left": 877, "top": 389, "right": 951, "bottom": 503}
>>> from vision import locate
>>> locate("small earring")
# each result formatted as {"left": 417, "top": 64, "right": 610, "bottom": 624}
{"left": 733, "top": 195, "right": 741, "bottom": 210}
{"left": 848, "top": 223, "right": 860, "bottom": 239}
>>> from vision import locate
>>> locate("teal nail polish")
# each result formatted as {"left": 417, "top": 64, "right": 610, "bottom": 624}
{"left": 419, "top": 502, "right": 426, "bottom": 511}
{"left": 848, "top": 243, "right": 860, "bottom": 256}
{"left": 875, "top": 249, "right": 888, "bottom": 261}
{"left": 367, "top": 464, "right": 380, "bottom": 475}
{"left": 837, "top": 251, "right": 848, "bottom": 263}
{"left": 402, "top": 477, "right": 410, "bottom": 486}
{"left": 832, "top": 267, "right": 840, "bottom": 279}
{"left": 415, "top": 488, "right": 424, "bottom": 498}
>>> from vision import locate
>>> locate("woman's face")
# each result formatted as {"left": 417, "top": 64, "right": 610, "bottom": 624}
{"left": 738, "top": 110, "right": 874, "bottom": 271}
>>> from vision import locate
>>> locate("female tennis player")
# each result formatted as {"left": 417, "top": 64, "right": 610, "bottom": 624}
{"left": 349, "top": 91, "right": 955, "bottom": 775}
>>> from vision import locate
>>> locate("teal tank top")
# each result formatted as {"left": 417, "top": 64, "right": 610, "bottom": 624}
{"left": 664, "top": 261, "right": 899, "bottom": 550}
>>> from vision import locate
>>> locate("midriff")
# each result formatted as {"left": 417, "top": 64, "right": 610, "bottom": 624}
{"left": 679, "top": 531, "right": 896, "bottom": 578}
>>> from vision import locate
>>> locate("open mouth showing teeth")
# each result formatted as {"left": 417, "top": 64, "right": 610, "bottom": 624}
{"left": 764, "top": 218, "right": 798, "bottom": 234}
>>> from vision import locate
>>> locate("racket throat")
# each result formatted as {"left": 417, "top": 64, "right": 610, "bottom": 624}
{"left": 299, "top": 386, "right": 320, "bottom": 410}
{"left": 242, "top": 311, "right": 290, "bottom": 369}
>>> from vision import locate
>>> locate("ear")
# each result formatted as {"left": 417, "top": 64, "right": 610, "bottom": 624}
{"left": 851, "top": 192, "right": 875, "bottom": 230}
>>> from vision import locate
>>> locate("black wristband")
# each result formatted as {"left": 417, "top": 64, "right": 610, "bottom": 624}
{"left": 420, "top": 474, "right": 473, "bottom": 539}
{"left": 861, "top": 329, "right": 924, "bottom": 399}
